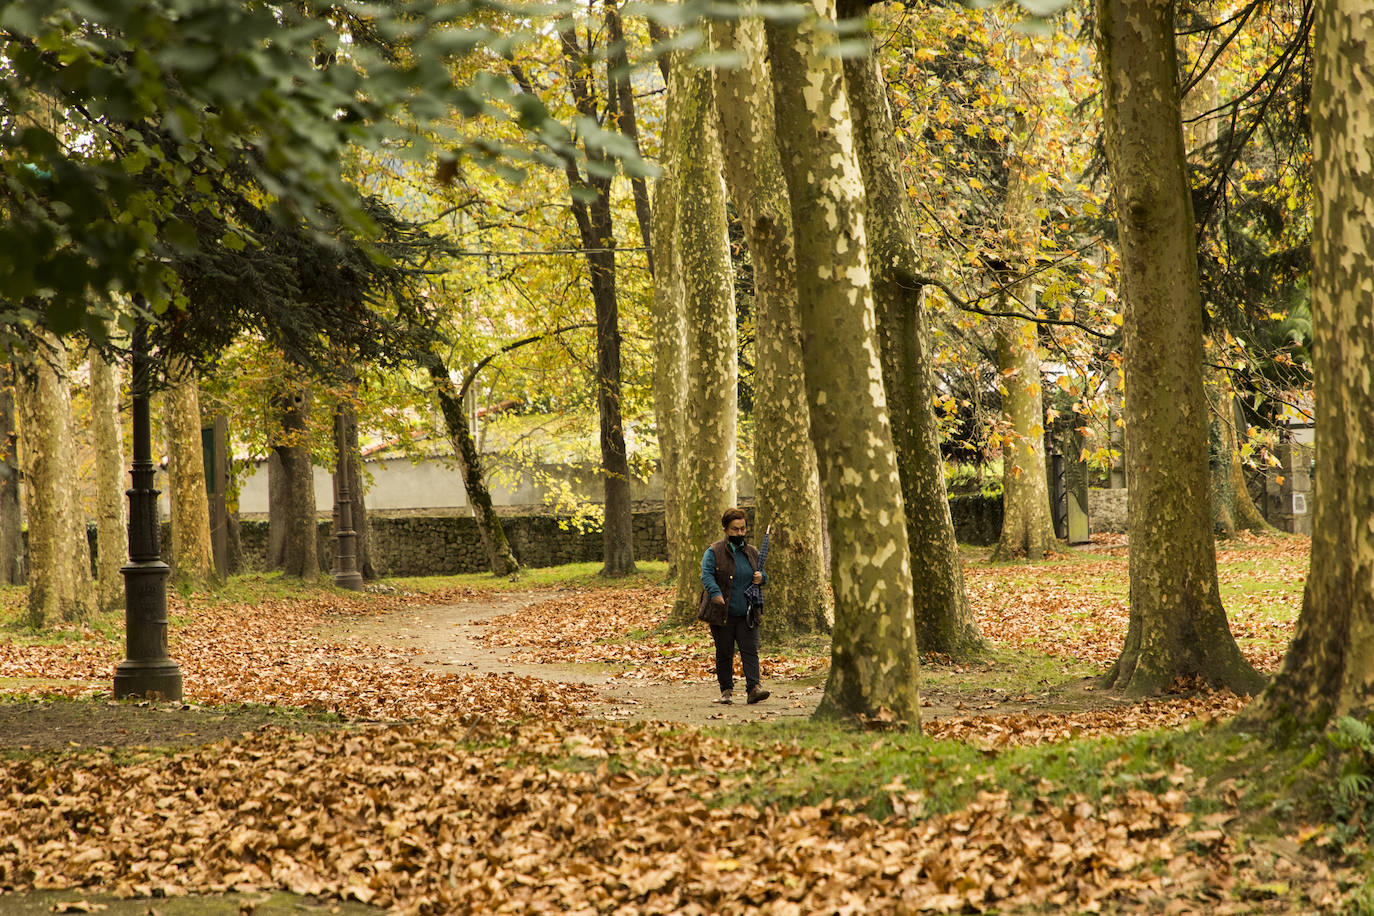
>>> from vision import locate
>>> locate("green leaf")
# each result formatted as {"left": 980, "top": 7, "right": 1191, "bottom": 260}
{"left": 0, "top": 3, "right": 42, "bottom": 33}
{"left": 123, "top": 150, "right": 151, "bottom": 176}
{"left": 822, "top": 38, "right": 873, "bottom": 60}
{"left": 686, "top": 49, "right": 746, "bottom": 69}
{"left": 1016, "top": 0, "right": 1070, "bottom": 15}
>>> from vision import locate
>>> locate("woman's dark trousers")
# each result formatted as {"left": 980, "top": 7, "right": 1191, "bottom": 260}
{"left": 709, "top": 615, "right": 760, "bottom": 693}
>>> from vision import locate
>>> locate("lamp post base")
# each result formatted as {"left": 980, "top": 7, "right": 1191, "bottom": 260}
{"left": 333, "top": 570, "right": 364, "bottom": 590}
{"left": 113, "top": 659, "right": 183, "bottom": 701}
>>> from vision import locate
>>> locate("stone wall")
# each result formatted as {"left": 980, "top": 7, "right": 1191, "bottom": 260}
{"left": 234, "top": 497, "right": 1007, "bottom": 577}
{"left": 1088, "top": 487, "right": 1128, "bottom": 533}
{"left": 238, "top": 511, "right": 669, "bottom": 577}
{"left": 1261, "top": 437, "right": 1314, "bottom": 535}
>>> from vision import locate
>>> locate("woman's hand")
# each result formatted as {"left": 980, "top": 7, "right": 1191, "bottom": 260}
{"left": 752, "top": 571, "right": 763, "bottom": 584}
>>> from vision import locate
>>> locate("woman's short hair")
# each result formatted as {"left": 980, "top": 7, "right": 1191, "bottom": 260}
{"left": 721, "top": 507, "right": 747, "bottom": 529}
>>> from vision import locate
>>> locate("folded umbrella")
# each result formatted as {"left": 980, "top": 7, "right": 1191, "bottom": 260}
{"left": 744, "top": 526, "right": 770, "bottom": 611}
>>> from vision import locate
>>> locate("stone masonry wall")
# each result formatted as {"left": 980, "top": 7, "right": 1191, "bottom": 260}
{"left": 237, "top": 511, "right": 670, "bottom": 577}
{"left": 1088, "top": 487, "right": 1128, "bottom": 533}
{"left": 233, "top": 497, "right": 1007, "bottom": 577}
{"left": 68, "top": 498, "right": 1006, "bottom": 579}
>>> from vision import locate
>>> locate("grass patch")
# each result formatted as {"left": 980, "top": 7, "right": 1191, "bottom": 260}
{"left": 707, "top": 717, "right": 1243, "bottom": 819}
{"left": 177, "top": 572, "right": 369, "bottom": 606}
{"left": 392, "top": 560, "right": 671, "bottom": 593}
{"left": 0, "top": 694, "right": 351, "bottom": 759}
{"left": 0, "top": 599, "right": 123, "bottom": 646}
{"left": 921, "top": 646, "right": 1097, "bottom": 694}
{"left": 701, "top": 707, "right": 1373, "bottom": 893}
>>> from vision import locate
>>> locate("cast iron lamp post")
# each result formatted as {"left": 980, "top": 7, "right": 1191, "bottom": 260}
{"left": 113, "top": 312, "right": 183, "bottom": 700}
{"left": 331, "top": 409, "right": 364, "bottom": 590}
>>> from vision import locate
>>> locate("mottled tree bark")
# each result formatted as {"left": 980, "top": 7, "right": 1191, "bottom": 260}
{"left": 268, "top": 383, "right": 319, "bottom": 581}
{"left": 989, "top": 106, "right": 1056, "bottom": 561}
{"left": 767, "top": 2, "right": 921, "bottom": 723}
{"left": 992, "top": 310, "right": 1056, "bottom": 560}
{"left": 843, "top": 31, "right": 983, "bottom": 654}
{"left": 1095, "top": 0, "right": 1264, "bottom": 695}
{"left": 164, "top": 356, "right": 216, "bottom": 589}
{"left": 425, "top": 352, "right": 520, "bottom": 577}
{"left": 16, "top": 338, "right": 94, "bottom": 626}
{"left": 90, "top": 344, "right": 127, "bottom": 611}
{"left": 1246, "top": 0, "right": 1374, "bottom": 729}
{"left": 651, "top": 137, "right": 688, "bottom": 585}
{"left": 714, "top": 14, "right": 832, "bottom": 636}
{"left": 667, "top": 49, "right": 739, "bottom": 625}
{"left": 0, "top": 373, "right": 24, "bottom": 585}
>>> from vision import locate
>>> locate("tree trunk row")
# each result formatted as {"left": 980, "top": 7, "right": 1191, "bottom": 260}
{"left": 668, "top": 47, "right": 738, "bottom": 623}
{"left": 712, "top": 15, "right": 832, "bottom": 637}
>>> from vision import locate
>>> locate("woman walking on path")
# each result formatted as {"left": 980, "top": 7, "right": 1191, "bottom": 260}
{"left": 699, "top": 508, "right": 770, "bottom": 705}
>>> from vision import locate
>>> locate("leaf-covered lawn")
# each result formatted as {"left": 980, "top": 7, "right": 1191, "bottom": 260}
{"left": 1, "top": 534, "right": 1365, "bottom": 913}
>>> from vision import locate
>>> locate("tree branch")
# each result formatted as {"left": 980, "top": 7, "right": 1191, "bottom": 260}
{"left": 912, "top": 272, "right": 1117, "bottom": 340}
{"left": 457, "top": 322, "right": 596, "bottom": 402}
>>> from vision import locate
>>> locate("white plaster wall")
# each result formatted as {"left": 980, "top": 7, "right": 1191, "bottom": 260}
{"left": 236, "top": 455, "right": 756, "bottom": 514}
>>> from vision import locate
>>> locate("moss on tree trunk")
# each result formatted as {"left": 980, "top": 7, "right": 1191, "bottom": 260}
{"left": 425, "top": 353, "right": 519, "bottom": 577}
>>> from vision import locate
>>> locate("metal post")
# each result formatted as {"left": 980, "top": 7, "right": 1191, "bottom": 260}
{"left": 204, "top": 416, "right": 228, "bottom": 578}
{"left": 114, "top": 313, "right": 183, "bottom": 700}
{"left": 331, "top": 409, "right": 363, "bottom": 590}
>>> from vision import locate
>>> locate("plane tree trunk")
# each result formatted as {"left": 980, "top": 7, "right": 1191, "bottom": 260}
{"left": 338, "top": 400, "right": 375, "bottom": 579}
{"left": 992, "top": 310, "right": 1056, "bottom": 561}
{"left": 650, "top": 163, "right": 688, "bottom": 585}
{"left": 713, "top": 14, "right": 831, "bottom": 636}
{"left": 164, "top": 357, "right": 216, "bottom": 589}
{"left": 842, "top": 25, "right": 983, "bottom": 655}
{"left": 90, "top": 344, "right": 127, "bottom": 611}
{"left": 1095, "top": 0, "right": 1264, "bottom": 695}
{"left": 665, "top": 45, "right": 739, "bottom": 625}
{"left": 0, "top": 371, "right": 26, "bottom": 585}
{"left": 1246, "top": 0, "right": 1374, "bottom": 730}
{"left": 768, "top": 2, "right": 921, "bottom": 723}
{"left": 268, "top": 382, "right": 319, "bottom": 581}
{"left": 16, "top": 338, "right": 94, "bottom": 626}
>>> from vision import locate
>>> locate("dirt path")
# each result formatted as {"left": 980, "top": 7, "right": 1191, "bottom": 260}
{"left": 337, "top": 590, "right": 1158, "bottom": 731}
{"left": 340, "top": 591, "right": 825, "bottom": 728}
